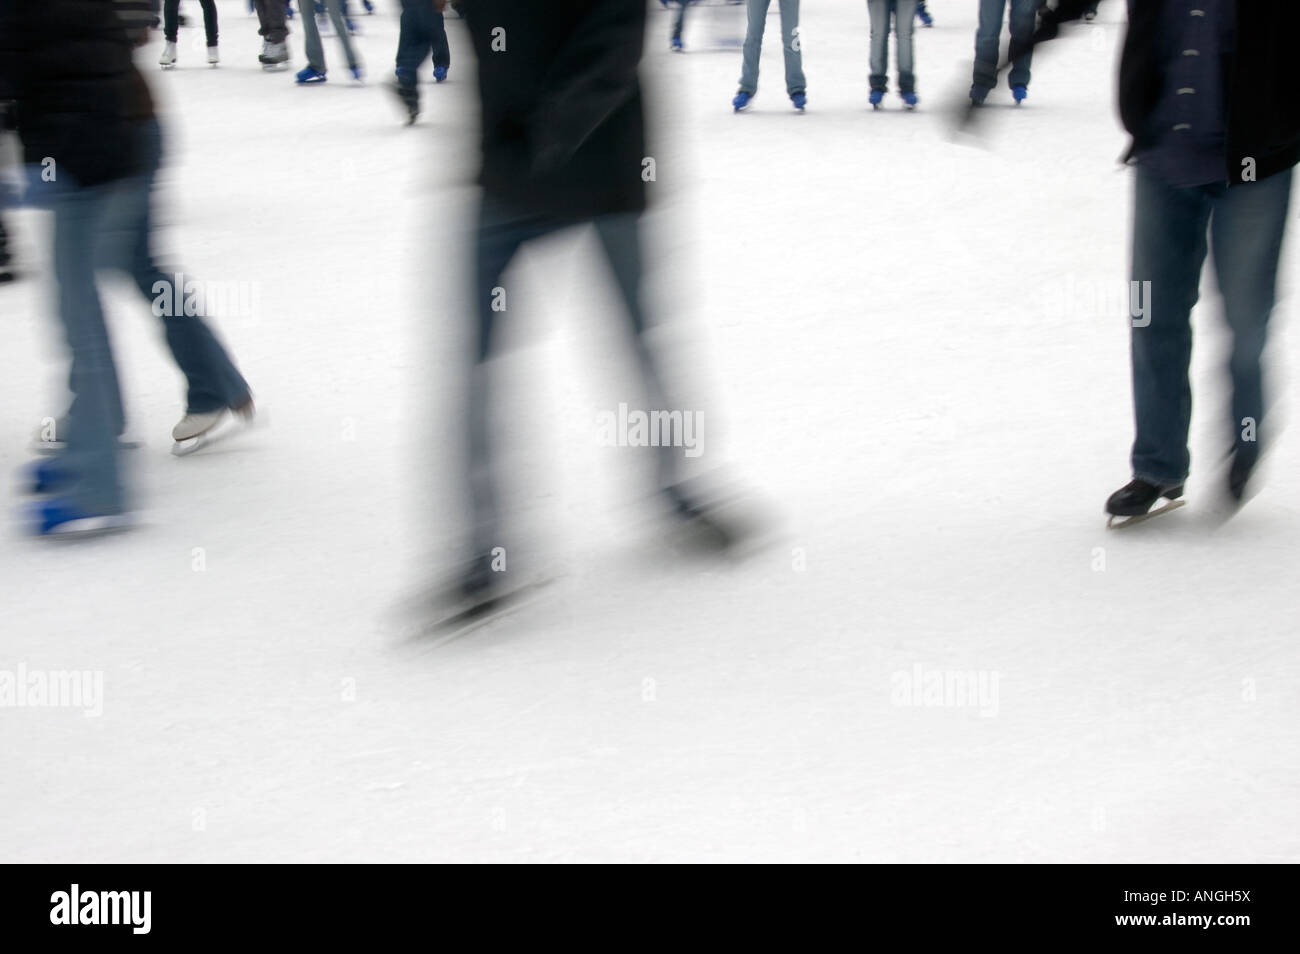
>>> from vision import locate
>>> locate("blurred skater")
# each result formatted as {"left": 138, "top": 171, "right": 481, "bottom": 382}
{"left": 916, "top": 1, "right": 933, "bottom": 26}
{"left": 387, "top": 0, "right": 449, "bottom": 124}
{"left": 867, "top": 0, "right": 919, "bottom": 109}
{"left": 733, "top": 0, "right": 806, "bottom": 111}
{"left": 296, "top": 0, "right": 362, "bottom": 83}
{"left": 452, "top": 0, "right": 741, "bottom": 604}
{"left": 970, "top": 0, "right": 1042, "bottom": 106}
{"left": 0, "top": 0, "right": 147, "bottom": 533}
{"left": 159, "top": 0, "right": 219, "bottom": 68}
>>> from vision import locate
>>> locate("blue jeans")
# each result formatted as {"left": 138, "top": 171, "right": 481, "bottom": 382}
{"left": 973, "top": 0, "right": 1039, "bottom": 92}
{"left": 464, "top": 198, "right": 679, "bottom": 555}
{"left": 299, "top": 0, "right": 358, "bottom": 71}
{"left": 396, "top": 0, "right": 448, "bottom": 86}
{"left": 1129, "top": 165, "right": 1294, "bottom": 484}
{"left": 868, "top": 0, "right": 918, "bottom": 94}
{"left": 49, "top": 181, "right": 129, "bottom": 515}
{"left": 739, "top": 0, "right": 805, "bottom": 96}
{"left": 73, "top": 119, "right": 250, "bottom": 430}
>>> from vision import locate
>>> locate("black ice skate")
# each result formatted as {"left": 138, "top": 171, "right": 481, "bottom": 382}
{"left": 1105, "top": 478, "right": 1185, "bottom": 528}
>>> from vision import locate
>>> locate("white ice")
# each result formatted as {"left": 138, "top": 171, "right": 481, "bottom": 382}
{"left": 1, "top": 1, "right": 1297, "bottom": 862}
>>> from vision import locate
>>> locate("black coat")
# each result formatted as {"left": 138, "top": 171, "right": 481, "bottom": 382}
{"left": 464, "top": 0, "right": 647, "bottom": 219}
{"left": 0, "top": 0, "right": 141, "bottom": 189}
{"left": 1048, "top": 0, "right": 1300, "bottom": 183}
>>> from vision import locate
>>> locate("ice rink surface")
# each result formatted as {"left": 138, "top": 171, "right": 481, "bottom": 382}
{"left": 2, "top": 1, "right": 1297, "bottom": 862}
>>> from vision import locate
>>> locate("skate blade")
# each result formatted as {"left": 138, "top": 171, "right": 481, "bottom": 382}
{"left": 1106, "top": 497, "right": 1186, "bottom": 529}
{"left": 40, "top": 514, "right": 135, "bottom": 539}
{"left": 402, "top": 578, "right": 556, "bottom": 646}
{"left": 171, "top": 413, "right": 256, "bottom": 457}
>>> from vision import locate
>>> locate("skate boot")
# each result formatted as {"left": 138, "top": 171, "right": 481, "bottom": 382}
{"left": 296, "top": 65, "right": 327, "bottom": 84}
{"left": 917, "top": 4, "right": 934, "bottom": 27}
{"left": 869, "top": 89, "right": 884, "bottom": 109}
{"left": 901, "top": 91, "right": 919, "bottom": 110}
{"left": 159, "top": 41, "right": 177, "bottom": 68}
{"left": 171, "top": 398, "right": 255, "bottom": 455}
{"left": 260, "top": 41, "right": 290, "bottom": 70}
{"left": 671, "top": 35, "right": 684, "bottom": 52}
{"left": 732, "top": 90, "right": 753, "bottom": 111}
{"left": 207, "top": 45, "right": 219, "bottom": 67}
{"left": 970, "top": 84, "right": 989, "bottom": 107}
{"left": 1105, "top": 478, "right": 1185, "bottom": 528}
{"left": 1012, "top": 85, "right": 1028, "bottom": 105}
{"left": 432, "top": 65, "right": 448, "bottom": 82}
{"left": 791, "top": 91, "right": 806, "bottom": 111}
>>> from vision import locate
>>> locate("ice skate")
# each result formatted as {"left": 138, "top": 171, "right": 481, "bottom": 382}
{"left": 159, "top": 41, "right": 177, "bottom": 69}
{"left": 260, "top": 41, "right": 290, "bottom": 70}
{"left": 1105, "top": 478, "right": 1185, "bottom": 529}
{"left": 207, "top": 46, "right": 219, "bottom": 67}
{"left": 171, "top": 398, "right": 256, "bottom": 457}
{"left": 30, "top": 498, "right": 133, "bottom": 538}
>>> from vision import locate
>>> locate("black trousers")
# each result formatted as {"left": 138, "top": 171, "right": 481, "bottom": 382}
{"left": 164, "top": 0, "right": 218, "bottom": 45}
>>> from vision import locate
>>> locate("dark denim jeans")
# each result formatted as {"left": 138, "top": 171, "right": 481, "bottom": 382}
{"left": 396, "top": 0, "right": 449, "bottom": 87}
{"left": 1129, "top": 164, "right": 1293, "bottom": 484}
{"left": 973, "top": 0, "right": 1039, "bottom": 92}
{"left": 71, "top": 118, "right": 250, "bottom": 431}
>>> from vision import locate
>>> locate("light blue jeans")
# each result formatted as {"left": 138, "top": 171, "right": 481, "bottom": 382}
{"left": 973, "top": 0, "right": 1039, "bottom": 92}
{"left": 299, "top": 0, "right": 358, "bottom": 72}
{"left": 739, "top": 0, "right": 805, "bottom": 96}
{"left": 868, "top": 0, "right": 918, "bottom": 94}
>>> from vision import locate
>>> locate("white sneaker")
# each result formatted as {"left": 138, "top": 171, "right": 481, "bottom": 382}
{"left": 207, "top": 45, "right": 219, "bottom": 66}
{"left": 159, "top": 41, "right": 177, "bottom": 68}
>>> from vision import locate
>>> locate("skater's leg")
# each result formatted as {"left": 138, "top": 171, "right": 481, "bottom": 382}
{"left": 323, "top": 0, "right": 359, "bottom": 70}
{"left": 1209, "top": 168, "right": 1294, "bottom": 471}
{"left": 673, "top": 2, "right": 687, "bottom": 42}
{"left": 101, "top": 120, "right": 250, "bottom": 414}
{"left": 163, "top": 0, "right": 181, "bottom": 43}
{"left": 298, "top": 0, "right": 326, "bottom": 70}
{"left": 395, "top": 0, "right": 432, "bottom": 88}
{"left": 739, "top": 0, "right": 771, "bottom": 94}
{"left": 254, "top": 0, "right": 288, "bottom": 43}
{"left": 1006, "top": 0, "right": 1038, "bottom": 90}
{"left": 51, "top": 184, "right": 127, "bottom": 515}
{"left": 1129, "top": 166, "right": 1212, "bottom": 486}
{"left": 895, "top": 0, "right": 917, "bottom": 94}
{"left": 465, "top": 197, "right": 551, "bottom": 555}
{"left": 431, "top": 5, "right": 450, "bottom": 70}
{"left": 0, "top": 213, "right": 11, "bottom": 276}
{"left": 972, "top": 0, "right": 1004, "bottom": 92}
{"left": 199, "top": 0, "right": 219, "bottom": 47}
{"left": 778, "top": 0, "right": 805, "bottom": 96}
{"left": 592, "top": 212, "right": 683, "bottom": 491}
{"left": 867, "top": 0, "right": 890, "bottom": 93}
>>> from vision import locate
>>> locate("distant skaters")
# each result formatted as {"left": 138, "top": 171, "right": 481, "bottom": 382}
{"left": 866, "top": 0, "right": 920, "bottom": 110}
{"left": 159, "top": 0, "right": 219, "bottom": 68}
{"left": 295, "top": 0, "right": 363, "bottom": 84}
{"left": 388, "top": 0, "right": 450, "bottom": 124}
{"left": 971, "top": 0, "right": 1040, "bottom": 106}
{"left": 733, "top": 0, "right": 807, "bottom": 112}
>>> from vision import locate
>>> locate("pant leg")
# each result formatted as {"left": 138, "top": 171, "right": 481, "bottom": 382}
{"left": 591, "top": 213, "right": 683, "bottom": 492}
{"left": 972, "top": 0, "right": 1005, "bottom": 92}
{"left": 396, "top": 0, "right": 432, "bottom": 86}
{"left": 163, "top": 0, "right": 180, "bottom": 42}
{"left": 323, "top": 0, "right": 359, "bottom": 70}
{"left": 778, "top": 0, "right": 805, "bottom": 96}
{"left": 895, "top": 0, "right": 917, "bottom": 93}
{"left": 99, "top": 120, "right": 250, "bottom": 414}
{"left": 1209, "top": 168, "right": 1293, "bottom": 469}
{"left": 673, "top": 1, "right": 687, "bottom": 41}
{"left": 1006, "top": 0, "right": 1039, "bottom": 89}
{"left": 199, "top": 0, "right": 219, "bottom": 46}
{"left": 1129, "top": 166, "right": 1213, "bottom": 485}
{"left": 430, "top": 6, "right": 449, "bottom": 69}
{"left": 255, "top": 0, "right": 288, "bottom": 43}
{"left": 739, "top": 0, "right": 771, "bottom": 94}
{"left": 465, "top": 197, "right": 554, "bottom": 555}
{"left": 51, "top": 184, "right": 127, "bottom": 515}
{"left": 298, "top": 0, "right": 325, "bottom": 69}
{"left": 867, "top": 0, "right": 889, "bottom": 92}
